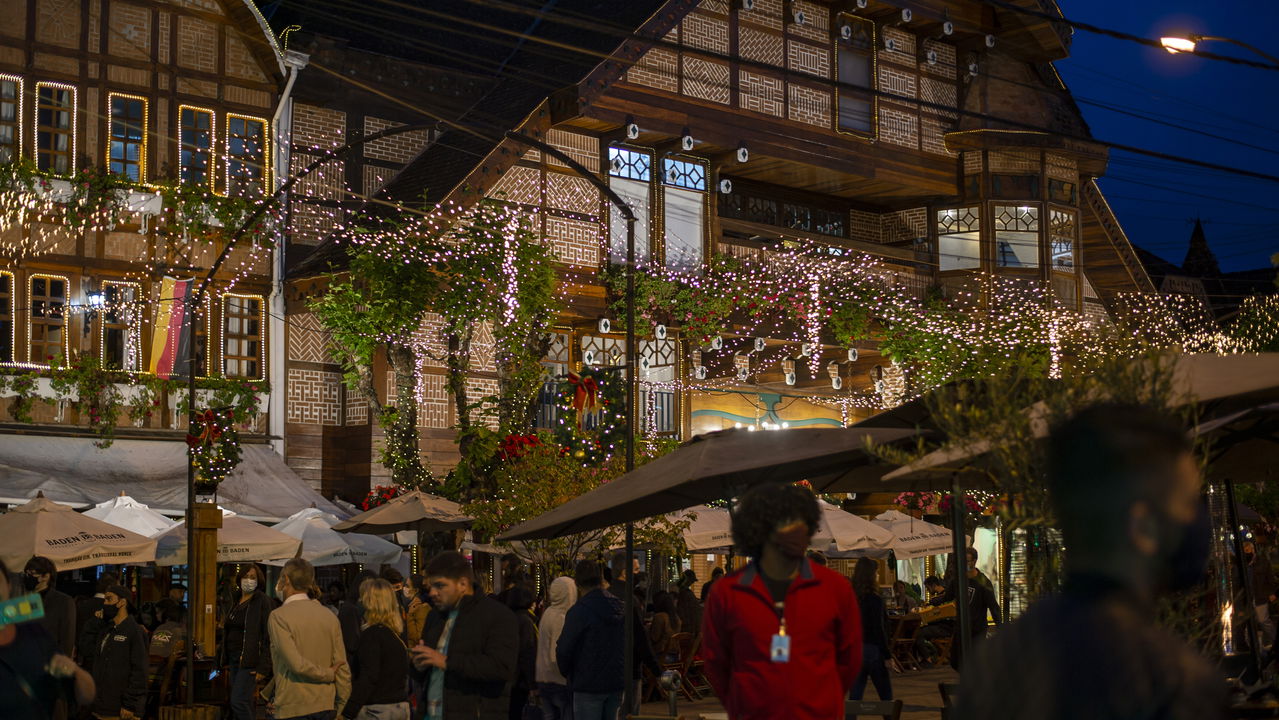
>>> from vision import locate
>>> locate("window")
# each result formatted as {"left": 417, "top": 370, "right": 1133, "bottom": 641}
{"left": 108, "top": 94, "right": 146, "bottom": 182}
{"left": 639, "top": 337, "right": 679, "bottom": 436}
{"left": 0, "top": 75, "right": 20, "bottom": 162}
{"left": 936, "top": 207, "right": 980, "bottom": 271}
{"left": 534, "top": 332, "right": 570, "bottom": 431}
{"left": 180, "top": 106, "right": 214, "bottom": 188}
{"left": 226, "top": 115, "right": 268, "bottom": 198}
{"left": 607, "top": 146, "right": 652, "bottom": 265}
{"left": 1049, "top": 208, "right": 1076, "bottom": 271}
{"left": 35, "top": 83, "right": 75, "bottom": 174}
{"left": 993, "top": 205, "right": 1040, "bottom": 268}
{"left": 0, "top": 271, "right": 12, "bottom": 364}
{"left": 100, "top": 281, "right": 141, "bottom": 371}
{"left": 836, "top": 16, "right": 875, "bottom": 134}
{"left": 222, "top": 294, "right": 263, "bottom": 379}
{"left": 29, "top": 274, "right": 67, "bottom": 366}
{"left": 661, "top": 157, "right": 706, "bottom": 271}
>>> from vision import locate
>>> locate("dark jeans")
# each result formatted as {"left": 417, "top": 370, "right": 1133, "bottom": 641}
{"left": 537, "top": 682, "right": 573, "bottom": 720}
{"left": 229, "top": 664, "right": 257, "bottom": 720}
{"left": 850, "top": 644, "right": 893, "bottom": 701}
{"left": 572, "top": 692, "right": 620, "bottom": 720}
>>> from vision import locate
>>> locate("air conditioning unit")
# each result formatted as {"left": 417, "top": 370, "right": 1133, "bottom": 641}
{"left": 598, "top": 317, "right": 612, "bottom": 334}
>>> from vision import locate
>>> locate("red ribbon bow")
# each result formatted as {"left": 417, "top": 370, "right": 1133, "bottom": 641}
{"left": 567, "top": 372, "right": 600, "bottom": 426}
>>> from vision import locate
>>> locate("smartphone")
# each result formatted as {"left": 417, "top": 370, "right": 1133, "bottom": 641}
{"left": 208, "top": 669, "right": 221, "bottom": 681}
{"left": 0, "top": 593, "right": 45, "bottom": 628}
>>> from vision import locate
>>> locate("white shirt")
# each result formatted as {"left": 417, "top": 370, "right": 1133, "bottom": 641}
{"left": 283, "top": 593, "right": 309, "bottom": 605}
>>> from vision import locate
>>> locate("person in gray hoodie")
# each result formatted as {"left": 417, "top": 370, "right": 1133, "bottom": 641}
{"left": 535, "top": 577, "right": 577, "bottom": 720}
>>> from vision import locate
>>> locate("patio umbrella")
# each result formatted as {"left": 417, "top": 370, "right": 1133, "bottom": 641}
{"left": 811, "top": 500, "right": 896, "bottom": 554}
{"left": 680, "top": 505, "right": 732, "bottom": 552}
{"left": 0, "top": 494, "right": 158, "bottom": 572}
{"left": 268, "top": 508, "right": 402, "bottom": 567}
{"left": 153, "top": 510, "right": 301, "bottom": 566}
{"left": 83, "top": 493, "right": 178, "bottom": 537}
{"left": 870, "top": 510, "right": 953, "bottom": 559}
{"left": 332, "top": 491, "right": 472, "bottom": 535}
{"left": 498, "top": 426, "right": 920, "bottom": 541}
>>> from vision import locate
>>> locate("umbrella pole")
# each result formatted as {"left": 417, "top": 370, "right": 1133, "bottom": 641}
{"left": 622, "top": 214, "right": 637, "bottom": 716}
{"left": 1224, "top": 478, "right": 1264, "bottom": 681}
{"left": 184, "top": 294, "right": 198, "bottom": 708}
{"left": 951, "top": 476, "right": 972, "bottom": 670}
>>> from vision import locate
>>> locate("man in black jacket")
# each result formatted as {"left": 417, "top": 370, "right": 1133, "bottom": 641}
{"left": 90, "top": 584, "right": 147, "bottom": 719}
{"left": 23, "top": 556, "right": 76, "bottom": 659}
{"left": 76, "top": 571, "right": 119, "bottom": 668}
{"left": 557, "top": 559, "right": 659, "bottom": 720}
{"left": 411, "top": 551, "right": 517, "bottom": 720}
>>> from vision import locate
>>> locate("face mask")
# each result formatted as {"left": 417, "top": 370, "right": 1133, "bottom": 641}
{"left": 771, "top": 521, "right": 811, "bottom": 560}
{"left": 241, "top": 578, "right": 258, "bottom": 594}
{"left": 1161, "top": 502, "right": 1212, "bottom": 593}
{"left": 22, "top": 575, "right": 39, "bottom": 592}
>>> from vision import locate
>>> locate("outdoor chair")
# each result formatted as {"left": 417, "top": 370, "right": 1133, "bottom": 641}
{"left": 889, "top": 616, "right": 922, "bottom": 672}
{"left": 845, "top": 698, "right": 903, "bottom": 720}
{"left": 675, "top": 632, "right": 710, "bottom": 700}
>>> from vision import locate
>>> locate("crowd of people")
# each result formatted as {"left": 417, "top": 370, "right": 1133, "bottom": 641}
{"left": 0, "top": 403, "right": 1234, "bottom": 720}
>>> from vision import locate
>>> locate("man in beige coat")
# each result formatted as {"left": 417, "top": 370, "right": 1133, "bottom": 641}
{"left": 265, "top": 558, "right": 351, "bottom": 720}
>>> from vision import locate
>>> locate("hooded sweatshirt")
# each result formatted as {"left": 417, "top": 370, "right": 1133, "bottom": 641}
{"left": 535, "top": 577, "right": 577, "bottom": 685}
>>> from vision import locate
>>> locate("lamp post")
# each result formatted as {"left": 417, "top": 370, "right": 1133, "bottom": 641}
{"left": 1160, "top": 33, "right": 1279, "bottom": 65}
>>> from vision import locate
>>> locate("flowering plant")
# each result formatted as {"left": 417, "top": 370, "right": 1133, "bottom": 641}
{"left": 497, "top": 433, "right": 542, "bottom": 462}
{"left": 361, "top": 484, "right": 407, "bottom": 511}
{"left": 894, "top": 491, "right": 938, "bottom": 514}
{"left": 938, "top": 493, "right": 986, "bottom": 515}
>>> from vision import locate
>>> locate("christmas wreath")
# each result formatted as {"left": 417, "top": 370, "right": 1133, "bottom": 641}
{"left": 186, "top": 407, "right": 242, "bottom": 485}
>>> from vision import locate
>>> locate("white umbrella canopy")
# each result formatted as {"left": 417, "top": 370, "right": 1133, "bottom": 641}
{"left": 268, "top": 508, "right": 402, "bottom": 567}
{"left": 680, "top": 505, "right": 733, "bottom": 552}
{"left": 0, "top": 495, "right": 158, "bottom": 572}
{"left": 811, "top": 500, "right": 896, "bottom": 554}
{"left": 83, "top": 493, "right": 178, "bottom": 538}
{"left": 871, "top": 510, "right": 953, "bottom": 559}
{"left": 154, "top": 509, "right": 301, "bottom": 566}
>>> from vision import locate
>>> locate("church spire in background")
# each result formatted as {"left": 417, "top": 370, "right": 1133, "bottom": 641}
{"left": 1182, "top": 218, "right": 1221, "bottom": 277}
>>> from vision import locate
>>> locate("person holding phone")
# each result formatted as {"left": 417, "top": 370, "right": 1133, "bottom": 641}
{"left": 0, "top": 570, "right": 95, "bottom": 719}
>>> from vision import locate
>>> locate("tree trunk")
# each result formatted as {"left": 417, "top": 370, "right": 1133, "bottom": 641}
{"left": 384, "top": 343, "right": 428, "bottom": 487}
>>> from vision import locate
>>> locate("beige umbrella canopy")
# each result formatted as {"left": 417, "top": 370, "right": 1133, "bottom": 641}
{"left": 0, "top": 494, "right": 158, "bottom": 572}
{"left": 83, "top": 493, "right": 178, "bottom": 538}
{"left": 811, "top": 500, "right": 896, "bottom": 554}
{"left": 332, "top": 490, "right": 472, "bottom": 535}
{"left": 153, "top": 510, "right": 302, "bottom": 566}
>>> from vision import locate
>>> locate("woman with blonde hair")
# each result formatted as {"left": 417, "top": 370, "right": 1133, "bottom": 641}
{"left": 340, "top": 578, "right": 410, "bottom": 720}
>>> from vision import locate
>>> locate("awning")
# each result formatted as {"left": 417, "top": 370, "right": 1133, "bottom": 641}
{"left": 0, "top": 435, "right": 346, "bottom": 521}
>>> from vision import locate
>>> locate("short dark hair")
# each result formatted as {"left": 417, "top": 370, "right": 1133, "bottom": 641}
{"left": 1048, "top": 404, "right": 1193, "bottom": 556}
{"left": 380, "top": 567, "right": 404, "bottom": 584}
{"left": 731, "top": 483, "right": 820, "bottom": 559}
{"left": 164, "top": 604, "right": 187, "bottom": 623}
{"left": 924, "top": 575, "right": 943, "bottom": 589}
{"left": 103, "top": 584, "right": 132, "bottom": 603}
{"left": 710, "top": 567, "right": 724, "bottom": 579}
{"left": 24, "top": 556, "right": 56, "bottom": 577}
{"left": 425, "top": 551, "right": 473, "bottom": 582}
{"left": 575, "top": 559, "right": 603, "bottom": 589}
{"left": 236, "top": 564, "right": 265, "bottom": 585}
{"left": 851, "top": 557, "right": 878, "bottom": 598}
{"left": 96, "top": 571, "right": 121, "bottom": 594}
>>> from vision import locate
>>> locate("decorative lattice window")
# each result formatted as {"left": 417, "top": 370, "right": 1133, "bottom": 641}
{"left": 180, "top": 106, "right": 214, "bottom": 188}
{"left": 535, "top": 331, "right": 572, "bottom": 431}
{"left": 608, "top": 146, "right": 651, "bottom": 181}
{"left": 0, "top": 75, "right": 21, "bottom": 162}
{"left": 227, "top": 114, "right": 268, "bottom": 198}
{"left": 1050, "top": 208, "right": 1077, "bottom": 271}
{"left": 662, "top": 156, "right": 707, "bottom": 271}
{"left": 836, "top": 15, "right": 875, "bottom": 134}
{"left": 639, "top": 337, "right": 678, "bottom": 435}
{"left": 108, "top": 94, "right": 147, "bottom": 182}
{"left": 0, "top": 271, "right": 12, "bottom": 364}
{"left": 100, "top": 281, "right": 142, "bottom": 371}
{"left": 222, "top": 294, "right": 264, "bottom": 379}
{"left": 29, "top": 274, "right": 67, "bottom": 366}
{"left": 661, "top": 157, "right": 706, "bottom": 191}
{"left": 35, "top": 82, "right": 75, "bottom": 174}
{"left": 993, "top": 205, "right": 1040, "bottom": 268}
{"left": 936, "top": 207, "right": 980, "bottom": 271}
{"left": 607, "top": 145, "right": 652, "bottom": 265}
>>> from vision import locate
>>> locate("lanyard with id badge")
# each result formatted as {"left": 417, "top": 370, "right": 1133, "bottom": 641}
{"left": 769, "top": 599, "right": 790, "bottom": 663}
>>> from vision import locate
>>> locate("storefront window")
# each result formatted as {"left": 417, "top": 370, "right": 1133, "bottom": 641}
{"left": 993, "top": 205, "right": 1040, "bottom": 268}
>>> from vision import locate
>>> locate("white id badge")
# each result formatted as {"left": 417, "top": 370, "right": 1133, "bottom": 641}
{"left": 769, "top": 633, "right": 791, "bottom": 663}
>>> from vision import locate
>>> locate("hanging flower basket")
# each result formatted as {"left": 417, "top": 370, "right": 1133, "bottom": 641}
{"left": 361, "top": 484, "right": 407, "bottom": 511}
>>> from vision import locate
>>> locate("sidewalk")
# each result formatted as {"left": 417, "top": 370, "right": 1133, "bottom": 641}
{"left": 637, "top": 666, "right": 958, "bottom": 719}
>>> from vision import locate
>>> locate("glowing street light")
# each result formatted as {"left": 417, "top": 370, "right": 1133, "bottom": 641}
{"left": 1159, "top": 35, "right": 1198, "bottom": 54}
{"left": 1159, "top": 33, "right": 1279, "bottom": 65}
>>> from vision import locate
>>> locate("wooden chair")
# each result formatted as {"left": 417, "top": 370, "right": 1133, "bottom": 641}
{"left": 846, "top": 699, "right": 903, "bottom": 720}
{"left": 931, "top": 636, "right": 953, "bottom": 666}
{"left": 939, "top": 682, "right": 959, "bottom": 720}
{"left": 675, "top": 632, "right": 710, "bottom": 700}
{"left": 888, "top": 616, "right": 922, "bottom": 672}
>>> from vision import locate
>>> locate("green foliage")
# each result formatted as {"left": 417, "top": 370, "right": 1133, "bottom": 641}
{"left": 604, "top": 256, "right": 743, "bottom": 344}
{"left": 551, "top": 368, "right": 628, "bottom": 465}
{"left": 185, "top": 407, "right": 242, "bottom": 485}
{"left": 1228, "top": 295, "right": 1279, "bottom": 353}
{"left": 1, "top": 372, "right": 42, "bottom": 423}
{"left": 63, "top": 166, "right": 133, "bottom": 230}
{"left": 154, "top": 179, "right": 266, "bottom": 243}
{"left": 48, "top": 353, "right": 125, "bottom": 448}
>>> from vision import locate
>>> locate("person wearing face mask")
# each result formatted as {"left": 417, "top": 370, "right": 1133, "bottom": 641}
{"left": 22, "top": 557, "right": 76, "bottom": 661}
{"left": 700, "top": 482, "right": 862, "bottom": 720}
{"left": 224, "top": 564, "right": 274, "bottom": 720}
{"left": 89, "top": 584, "right": 146, "bottom": 720}
{"left": 954, "top": 404, "right": 1225, "bottom": 720}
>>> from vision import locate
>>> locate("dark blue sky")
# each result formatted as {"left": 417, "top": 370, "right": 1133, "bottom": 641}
{"left": 1055, "top": 1, "right": 1279, "bottom": 273}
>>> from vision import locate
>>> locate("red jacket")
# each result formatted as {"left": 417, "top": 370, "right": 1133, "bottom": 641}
{"left": 701, "top": 559, "right": 862, "bottom": 720}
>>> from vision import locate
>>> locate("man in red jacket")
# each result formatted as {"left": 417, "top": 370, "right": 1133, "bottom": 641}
{"left": 702, "top": 483, "right": 862, "bottom": 720}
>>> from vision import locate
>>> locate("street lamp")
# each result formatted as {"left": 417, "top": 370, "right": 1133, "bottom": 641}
{"left": 1159, "top": 33, "right": 1279, "bottom": 65}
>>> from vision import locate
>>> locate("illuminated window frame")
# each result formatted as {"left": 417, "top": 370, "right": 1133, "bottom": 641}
{"left": 27, "top": 272, "right": 70, "bottom": 368}
{"left": 106, "top": 93, "right": 148, "bottom": 183}
{"left": 0, "top": 74, "right": 23, "bottom": 162}
{"left": 834, "top": 15, "right": 877, "bottom": 139}
{"left": 99, "top": 280, "right": 143, "bottom": 373}
{"left": 179, "top": 104, "right": 216, "bottom": 190}
{"left": 225, "top": 113, "right": 270, "bottom": 197}
{"left": 220, "top": 292, "right": 266, "bottom": 381}
{"left": 659, "top": 155, "right": 709, "bottom": 271}
{"left": 33, "top": 82, "right": 77, "bottom": 175}
{"left": 0, "top": 270, "right": 14, "bottom": 367}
